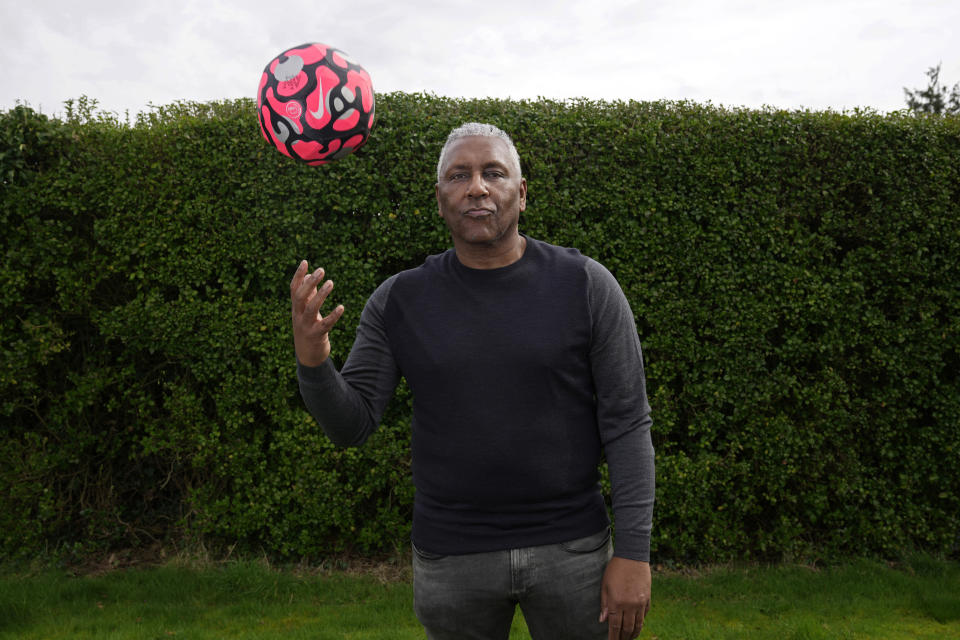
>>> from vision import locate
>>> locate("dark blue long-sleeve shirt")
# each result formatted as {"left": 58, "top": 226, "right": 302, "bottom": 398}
{"left": 297, "top": 236, "right": 655, "bottom": 561}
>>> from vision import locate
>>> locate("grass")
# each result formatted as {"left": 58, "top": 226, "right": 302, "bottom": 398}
{"left": 0, "top": 554, "right": 957, "bottom": 639}
{"left": 649, "top": 555, "right": 960, "bottom": 639}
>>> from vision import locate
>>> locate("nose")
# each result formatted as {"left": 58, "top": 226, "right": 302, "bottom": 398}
{"left": 466, "top": 173, "right": 488, "bottom": 197}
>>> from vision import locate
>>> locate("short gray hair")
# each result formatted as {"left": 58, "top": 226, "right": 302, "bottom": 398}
{"left": 436, "top": 122, "right": 522, "bottom": 181}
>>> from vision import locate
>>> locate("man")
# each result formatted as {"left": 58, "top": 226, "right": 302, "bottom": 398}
{"left": 290, "top": 122, "right": 655, "bottom": 640}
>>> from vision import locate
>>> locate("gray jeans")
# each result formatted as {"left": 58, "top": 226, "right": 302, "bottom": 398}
{"left": 412, "top": 527, "right": 612, "bottom": 640}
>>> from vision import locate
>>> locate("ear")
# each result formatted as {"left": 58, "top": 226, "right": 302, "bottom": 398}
{"left": 519, "top": 178, "right": 527, "bottom": 212}
{"left": 435, "top": 182, "right": 441, "bottom": 216}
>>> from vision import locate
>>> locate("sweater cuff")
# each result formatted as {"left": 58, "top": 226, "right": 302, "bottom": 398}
{"left": 296, "top": 358, "right": 338, "bottom": 387}
{"left": 612, "top": 532, "right": 651, "bottom": 563}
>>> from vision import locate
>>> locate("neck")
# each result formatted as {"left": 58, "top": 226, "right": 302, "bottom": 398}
{"left": 453, "top": 233, "right": 527, "bottom": 270}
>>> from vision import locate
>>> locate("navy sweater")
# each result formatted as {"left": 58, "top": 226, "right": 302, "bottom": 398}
{"left": 298, "top": 236, "right": 655, "bottom": 560}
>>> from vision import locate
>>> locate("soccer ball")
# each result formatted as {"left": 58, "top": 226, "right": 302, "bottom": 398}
{"left": 257, "top": 43, "right": 375, "bottom": 165}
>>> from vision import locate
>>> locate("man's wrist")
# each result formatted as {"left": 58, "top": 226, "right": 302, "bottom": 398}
{"left": 611, "top": 533, "right": 651, "bottom": 563}
{"left": 296, "top": 357, "right": 336, "bottom": 385}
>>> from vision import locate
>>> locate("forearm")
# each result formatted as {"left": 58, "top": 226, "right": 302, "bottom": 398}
{"left": 297, "top": 359, "right": 381, "bottom": 447}
{"left": 606, "top": 425, "right": 655, "bottom": 562}
{"left": 296, "top": 275, "right": 400, "bottom": 447}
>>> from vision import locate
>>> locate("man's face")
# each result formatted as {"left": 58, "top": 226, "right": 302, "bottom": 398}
{"left": 436, "top": 136, "right": 527, "bottom": 249}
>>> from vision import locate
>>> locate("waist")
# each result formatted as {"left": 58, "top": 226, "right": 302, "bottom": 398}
{"left": 410, "top": 486, "right": 610, "bottom": 555}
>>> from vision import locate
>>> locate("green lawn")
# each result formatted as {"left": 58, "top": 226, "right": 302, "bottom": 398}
{"left": 1, "top": 555, "right": 957, "bottom": 639}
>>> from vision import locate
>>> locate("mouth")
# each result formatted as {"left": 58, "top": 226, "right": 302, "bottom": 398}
{"left": 463, "top": 208, "right": 494, "bottom": 218}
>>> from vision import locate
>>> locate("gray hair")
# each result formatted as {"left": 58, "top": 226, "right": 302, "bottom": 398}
{"left": 436, "top": 122, "right": 522, "bottom": 181}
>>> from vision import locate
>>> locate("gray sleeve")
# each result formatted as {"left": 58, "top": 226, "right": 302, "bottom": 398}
{"left": 585, "top": 258, "right": 656, "bottom": 562}
{"left": 296, "top": 275, "right": 402, "bottom": 447}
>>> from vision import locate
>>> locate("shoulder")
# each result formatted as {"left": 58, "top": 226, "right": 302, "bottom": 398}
{"left": 524, "top": 237, "right": 591, "bottom": 287}
{"left": 368, "top": 272, "right": 400, "bottom": 305}
{"left": 526, "top": 236, "right": 588, "bottom": 267}
{"left": 372, "top": 248, "right": 456, "bottom": 311}
{"left": 583, "top": 256, "right": 622, "bottom": 293}
{"left": 526, "top": 237, "right": 620, "bottom": 289}
{"left": 396, "top": 248, "right": 456, "bottom": 281}
{"left": 392, "top": 249, "right": 454, "bottom": 286}
{"left": 581, "top": 257, "right": 633, "bottom": 330}
{"left": 374, "top": 248, "right": 456, "bottom": 289}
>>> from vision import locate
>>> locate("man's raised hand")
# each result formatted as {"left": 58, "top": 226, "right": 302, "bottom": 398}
{"left": 290, "top": 260, "right": 345, "bottom": 367}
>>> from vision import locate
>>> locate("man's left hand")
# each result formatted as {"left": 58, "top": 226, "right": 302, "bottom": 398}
{"left": 599, "top": 557, "right": 651, "bottom": 639}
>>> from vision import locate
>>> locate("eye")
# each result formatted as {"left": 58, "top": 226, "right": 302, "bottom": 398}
{"left": 484, "top": 170, "right": 505, "bottom": 179}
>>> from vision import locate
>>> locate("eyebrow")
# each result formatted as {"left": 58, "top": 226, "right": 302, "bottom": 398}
{"left": 444, "top": 161, "right": 511, "bottom": 174}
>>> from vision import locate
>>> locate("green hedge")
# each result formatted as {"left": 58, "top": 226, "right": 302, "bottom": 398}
{"left": 2, "top": 94, "right": 958, "bottom": 563}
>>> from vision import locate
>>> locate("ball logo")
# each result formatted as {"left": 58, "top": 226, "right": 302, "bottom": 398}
{"left": 285, "top": 101, "right": 303, "bottom": 119}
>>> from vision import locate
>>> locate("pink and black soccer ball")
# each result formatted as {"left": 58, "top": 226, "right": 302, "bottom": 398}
{"left": 257, "top": 43, "right": 375, "bottom": 165}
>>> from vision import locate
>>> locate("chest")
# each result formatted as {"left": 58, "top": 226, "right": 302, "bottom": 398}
{"left": 385, "top": 271, "right": 591, "bottom": 386}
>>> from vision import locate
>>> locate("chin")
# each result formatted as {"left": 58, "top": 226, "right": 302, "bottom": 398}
{"left": 461, "top": 230, "right": 505, "bottom": 245}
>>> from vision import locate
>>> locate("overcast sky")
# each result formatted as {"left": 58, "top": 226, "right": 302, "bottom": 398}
{"left": 2, "top": 0, "right": 958, "bottom": 119}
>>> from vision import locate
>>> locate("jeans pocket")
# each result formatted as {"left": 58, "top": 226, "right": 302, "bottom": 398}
{"left": 412, "top": 542, "right": 447, "bottom": 561}
{"left": 559, "top": 527, "right": 611, "bottom": 554}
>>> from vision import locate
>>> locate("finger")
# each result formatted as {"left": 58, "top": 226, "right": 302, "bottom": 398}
{"left": 607, "top": 610, "right": 622, "bottom": 640}
{"left": 318, "top": 303, "right": 346, "bottom": 333}
{"left": 290, "top": 260, "right": 310, "bottom": 299}
{"left": 306, "top": 279, "right": 335, "bottom": 320}
{"left": 635, "top": 597, "right": 649, "bottom": 638}
{"left": 293, "top": 268, "right": 325, "bottom": 314}
{"left": 618, "top": 611, "right": 636, "bottom": 640}
{"left": 289, "top": 260, "right": 308, "bottom": 296}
